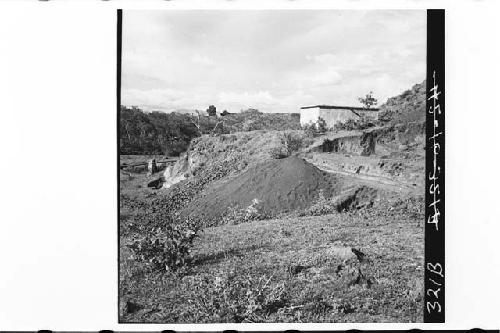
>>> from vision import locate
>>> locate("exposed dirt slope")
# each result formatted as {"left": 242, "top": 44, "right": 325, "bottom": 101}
{"left": 182, "top": 156, "right": 342, "bottom": 224}
{"left": 162, "top": 130, "right": 304, "bottom": 189}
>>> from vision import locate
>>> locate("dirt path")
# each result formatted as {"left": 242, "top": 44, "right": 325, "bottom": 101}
{"left": 310, "top": 159, "right": 423, "bottom": 195}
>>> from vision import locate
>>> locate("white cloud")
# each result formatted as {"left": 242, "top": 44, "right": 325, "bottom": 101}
{"left": 191, "top": 54, "right": 213, "bottom": 66}
{"left": 122, "top": 10, "right": 426, "bottom": 112}
{"left": 308, "top": 66, "right": 343, "bottom": 86}
{"left": 306, "top": 53, "right": 338, "bottom": 65}
{"left": 218, "top": 91, "right": 274, "bottom": 106}
{"left": 122, "top": 88, "right": 204, "bottom": 111}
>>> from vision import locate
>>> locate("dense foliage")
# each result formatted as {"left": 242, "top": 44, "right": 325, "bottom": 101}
{"left": 128, "top": 222, "right": 201, "bottom": 272}
{"left": 270, "top": 132, "right": 311, "bottom": 159}
{"left": 333, "top": 117, "right": 375, "bottom": 131}
{"left": 120, "top": 106, "right": 201, "bottom": 156}
{"left": 120, "top": 106, "right": 300, "bottom": 156}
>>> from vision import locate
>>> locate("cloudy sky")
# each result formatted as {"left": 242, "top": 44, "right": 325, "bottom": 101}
{"left": 122, "top": 10, "right": 426, "bottom": 113}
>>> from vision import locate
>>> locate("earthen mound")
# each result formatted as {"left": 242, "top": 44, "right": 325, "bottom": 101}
{"left": 182, "top": 156, "right": 341, "bottom": 225}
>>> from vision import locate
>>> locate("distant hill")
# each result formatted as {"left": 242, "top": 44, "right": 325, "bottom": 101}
{"left": 378, "top": 80, "right": 426, "bottom": 124}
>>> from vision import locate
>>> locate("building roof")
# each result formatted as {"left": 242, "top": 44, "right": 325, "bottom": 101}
{"left": 300, "top": 105, "right": 379, "bottom": 112}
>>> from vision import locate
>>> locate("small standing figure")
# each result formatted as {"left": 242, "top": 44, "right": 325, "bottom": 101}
{"left": 148, "top": 158, "right": 157, "bottom": 175}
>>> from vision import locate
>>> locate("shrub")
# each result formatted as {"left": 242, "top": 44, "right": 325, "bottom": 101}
{"left": 302, "top": 117, "right": 329, "bottom": 135}
{"left": 128, "top": 222, "right": 201, "bottom": 272}
{"left": 283, "top": 132, "right": 303, "bottom": 152}
{"left": 299, "top": 190, "right": 337, "bottom": 216}
{"left": 270, "top": 132, "right": 305, "bottom": 159}
{"left": 334, "top": 117, "right": 375, "bottom": 131}
{"left": 377, "top": 109, "right": 394, "bottom": 123}
{"left": 186, "top": 273, "right": 289, "bottom": 322}
{"left": 269, "top": 146, "right": 290, "bottom": 159}
{"left": 316, "top": 117, "right": 328, "bottom": 133}
{"left": 221, "top": 198, "right": 262, "bottom": 225}
{"left": 206, "top": 105, "right": 217, "bottom": 117}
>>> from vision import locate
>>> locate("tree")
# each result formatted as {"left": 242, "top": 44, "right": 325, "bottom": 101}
{"left": 358, "top": 91, "right": 378, "bottom": 109}
{"left": 206, "top": 105, "right": 217, "bottom": 117}
{"left": 316, "top": 117, "right": 328, "bottom": 132}
{"left": 189, "top": 111, "right": 204, "bottom": 135}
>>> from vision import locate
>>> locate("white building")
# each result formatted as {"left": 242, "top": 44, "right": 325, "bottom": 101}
{"left": 300, "top": 105, "right": 379, "bottom": 128}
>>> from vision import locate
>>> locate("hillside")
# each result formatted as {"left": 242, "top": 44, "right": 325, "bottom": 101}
{"left": 378, "top": 80, "right": 426, "bottom": 125}
{"left": 119, "top": 106, "right": 300, "bottom": 156}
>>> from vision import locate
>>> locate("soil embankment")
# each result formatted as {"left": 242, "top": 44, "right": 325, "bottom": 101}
{"left": 182, "top": 156, "right": 342, "bottom": 224}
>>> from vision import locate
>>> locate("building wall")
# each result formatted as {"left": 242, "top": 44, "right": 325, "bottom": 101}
{"left": 357, "top": 110, "right": 378, "bottom": 120}
{"left": 300, "top": 107, "right": 320, "bottom": 127}
{"left": 318, "top": 108, "right": 359, "bottom": 128}
{"left": 300, "top": 107, "right": 378, "bottom": 129}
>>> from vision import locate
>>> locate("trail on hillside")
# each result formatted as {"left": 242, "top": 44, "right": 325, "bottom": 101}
{"left": 310, "top": 161, "right": 421, "bottom": 194}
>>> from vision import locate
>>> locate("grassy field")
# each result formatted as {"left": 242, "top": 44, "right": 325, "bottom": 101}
{"left": 119, "top": 158, "right": 424, "bottom": 323}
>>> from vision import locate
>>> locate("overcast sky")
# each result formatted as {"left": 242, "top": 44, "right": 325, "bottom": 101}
{"left": 122, "top": 10, "right": 426, "bottom": 113}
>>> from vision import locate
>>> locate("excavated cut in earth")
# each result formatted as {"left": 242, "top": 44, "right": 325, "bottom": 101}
{"left": 182, "top": 155, "right": 342, "bottom": 225}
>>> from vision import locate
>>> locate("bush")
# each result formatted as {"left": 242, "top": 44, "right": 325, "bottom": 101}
{"left": 221, "top": 199, "right": 262, "bottom": 225}
{"left": 128, "top": 222, "right": 201, "bottom": 272}
{"left": 377, "top": 109, "right": 394, "bottom": 123}
{"left": 334, "top": 117, "right": 375, "bottom": 131}
{"left": 302, "top": 117, "right": 329, "bottom": 135}
{"left": 270, "top": 132, "right": 305, "bottom": 159}
{"left": 316, "top": 117, "right": 328, "bottom": 133}
{"left": 186, "top": 273, "right": 289, "bottom": 322}
{"left": 270, "top": 146, "right": 290, "bottom": 159}
{"left": 299, "top": 190, "right": 337, "bottom": 216}
{"left": 283, "top": 132, "right": 303, "bottom": 152}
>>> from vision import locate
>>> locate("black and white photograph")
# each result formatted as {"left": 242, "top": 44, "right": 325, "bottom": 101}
{"left": 3, "top": 0, "right": 500, "bottom": 331}
{"left": 119, "top": 9, "right": 431, "bottom": 323}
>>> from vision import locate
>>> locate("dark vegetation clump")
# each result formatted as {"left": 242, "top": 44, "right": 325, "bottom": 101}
{"left": 206, "top": 105, "right": 217, "bottom": 117}
{"left": 270, "top": 132, "right": 310, "bottom": 159}
{"left": 127, "top": 221, "right": 201, "bottom": 272}
{"left": 302, "top": 117, "right": 329, "bottom": 135}
{"left": 334, "top": 116, "right": 375, "bottom": 131}
{"left": 120, "top": 106, "right": 200, "bottom": 156}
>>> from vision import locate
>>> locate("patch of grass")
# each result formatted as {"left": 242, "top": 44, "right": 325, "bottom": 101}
{"left": 119, "top": 205, "right": 423, "bottom": 323}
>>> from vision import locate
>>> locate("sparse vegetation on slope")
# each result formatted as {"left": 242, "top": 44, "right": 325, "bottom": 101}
{"left": 120, "top": 203, "right": 424, "bottom": 323}
{"left": 378, "top": 80, "right": 426, "bottom": 125}
{"left": 222, "top": 109, "right": 300, "bottom": 132}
